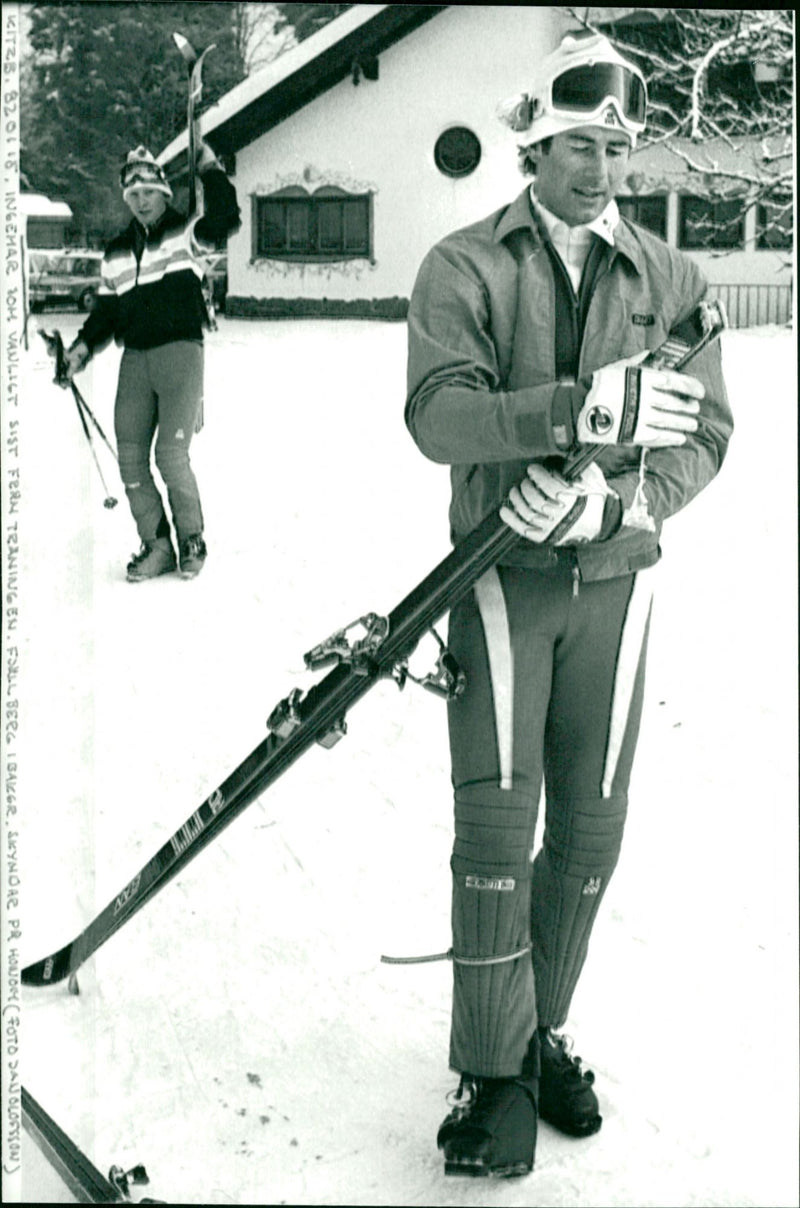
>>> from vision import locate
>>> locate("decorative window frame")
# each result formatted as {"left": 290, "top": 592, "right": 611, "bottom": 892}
{"left": 252, "top": 185, "right": 375, "bottom": 264}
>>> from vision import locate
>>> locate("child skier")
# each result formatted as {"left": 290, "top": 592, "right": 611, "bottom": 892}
{"left": 64, "top": 143, "right": 239, "bottom": 581}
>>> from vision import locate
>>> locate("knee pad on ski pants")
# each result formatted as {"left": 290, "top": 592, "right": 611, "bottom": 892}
{"left": 153, "top": 436, "right": 192, "bottom": 486}
{"left": 531, "top": 791, "right": 628, "bottom": 1029}
{"left": 116, "top": 440, "right": 152, "bottom": 490}
{"left": 449, "top": 782, "right": 538, "bottom": 1078}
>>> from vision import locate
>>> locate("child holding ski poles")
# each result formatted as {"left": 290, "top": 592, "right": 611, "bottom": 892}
{"left": 405, "top": 30, "right": 733, "bottom": 1178}
{"left": 62, "top": 142, "right": 239, "bottom": 581}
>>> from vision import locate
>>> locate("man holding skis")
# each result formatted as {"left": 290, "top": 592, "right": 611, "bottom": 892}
{"left": 63, "top": 142, "right": 239, "bottom": 581}
{"left": 406, "top": 30, "right": 732, "bottom": 1177}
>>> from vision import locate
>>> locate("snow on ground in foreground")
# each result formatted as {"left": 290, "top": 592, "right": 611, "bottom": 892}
{"left": 13, "top": 315, "right": 799, "bottom": 1206}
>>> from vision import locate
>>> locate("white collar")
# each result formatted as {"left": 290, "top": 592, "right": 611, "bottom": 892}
{"left": 530, "top": 187, "right": 620, "bottom": 248}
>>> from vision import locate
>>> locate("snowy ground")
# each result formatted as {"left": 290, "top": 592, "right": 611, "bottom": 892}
{"left": 9, "top": 313, "right": 799, "bottom": 1206}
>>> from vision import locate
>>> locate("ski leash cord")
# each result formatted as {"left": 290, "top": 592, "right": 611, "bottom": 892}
{"left": 22, "top": 300, "right": 727, "bottom": 993}
{"left": 381, "top": 944, "right": 532, "bottom": 967}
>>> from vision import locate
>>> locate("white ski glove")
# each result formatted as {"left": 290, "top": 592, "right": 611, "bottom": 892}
{"left": 501, "top": 461, "right": 616, "bottom": 546}
{"left": 577, "top": 352, "right": 704, "bottom": 448}
{"left": 62, "top": 341, "right": 90, "bottom": 385}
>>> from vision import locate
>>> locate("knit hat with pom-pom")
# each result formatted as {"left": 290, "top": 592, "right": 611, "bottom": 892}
{"left": 120, "top": 146, "right": 173, "bottom": 200}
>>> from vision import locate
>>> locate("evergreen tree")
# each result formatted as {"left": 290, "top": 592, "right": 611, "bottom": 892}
{"left": 22, "top": 2, "right": 246, "bottom": 242}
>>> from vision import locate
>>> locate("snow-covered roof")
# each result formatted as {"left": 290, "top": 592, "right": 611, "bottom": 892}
{"left": 158, "top": 4, "right": 445, "bottom": 171}
{"left": 159, "top": 5, "right": 382, "bottom": 165}
{"left": 19, "top": 192, "right": 72, "bottom": 219}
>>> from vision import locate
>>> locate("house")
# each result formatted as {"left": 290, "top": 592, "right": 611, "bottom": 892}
{"left": 158, "top": 4, "right": 792, "bottom": 325}
{"left": 618, "top": 136, "right": 792, "bottom": 326}
{"left": 19, "top": 192, "right": 73, "bottom": 249}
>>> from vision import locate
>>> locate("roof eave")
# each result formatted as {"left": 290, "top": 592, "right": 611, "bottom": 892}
{"left": 160, "top": 5, "right": 447, "bottom": 176}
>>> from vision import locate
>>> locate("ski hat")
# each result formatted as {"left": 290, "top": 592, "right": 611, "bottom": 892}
{"left": 120, "top": 146, "right": 173, "bottom": 201}
{"left": 497, "top": 31, "right": 648, "bottom": 149}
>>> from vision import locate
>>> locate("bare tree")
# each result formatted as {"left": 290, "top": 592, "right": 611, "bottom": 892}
{"left": 231, "top": 4, "right": 353, "bottom": 75}
{"left": 575, "top": 9, "right": 793, "bottom": 251}
{"left": 232, "top": 4, "right": 297, "bottom": 74}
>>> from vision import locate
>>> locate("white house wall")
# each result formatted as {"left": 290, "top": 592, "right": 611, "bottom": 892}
{"left": 228, "top": 6, "right": 568, "bottom": 307}
{"left": 227, "top": 6, "right": 791, "bottom": 315}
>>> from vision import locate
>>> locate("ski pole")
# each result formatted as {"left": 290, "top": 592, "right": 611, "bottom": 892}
{"left": 70, "top": 384, "right": 118, "bottom": 509}
{"left": 72, "top": 380, "right": 118, "bottom": 462}
{"left": 40, "top": 329, "right": 118, "bottom": 509}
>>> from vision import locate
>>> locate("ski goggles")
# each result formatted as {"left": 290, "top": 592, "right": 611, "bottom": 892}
{"left": 546, "top": 63, "right": 647, "bottom": 131}
{"left": 120, "top": 165, "right": 173, "bottom": 198}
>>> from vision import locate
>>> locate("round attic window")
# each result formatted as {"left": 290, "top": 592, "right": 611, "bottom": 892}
{"left": 434, "top": 127, "right": 482, "bottom": 178}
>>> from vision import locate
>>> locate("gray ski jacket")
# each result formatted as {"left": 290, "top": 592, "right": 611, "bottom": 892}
{"left": 405, "top": 187, "right": 733, "bottom": 582}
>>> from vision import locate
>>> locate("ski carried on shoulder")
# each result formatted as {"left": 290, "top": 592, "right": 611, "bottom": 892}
{"left": 172, "top": 31, "right": 217, "bottom": 344}
{"left": 172, "top": 32, "right": 215, "bottom": 215}
{"left": 22, "top": 301, "right": 727, "bottom": 991}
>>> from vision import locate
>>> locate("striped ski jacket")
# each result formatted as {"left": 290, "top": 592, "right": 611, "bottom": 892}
{"left": 77, "top": 168, "right": 240, "bottom": 356}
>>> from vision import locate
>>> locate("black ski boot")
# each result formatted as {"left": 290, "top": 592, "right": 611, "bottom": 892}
{"left": 178, "top": 534, "right": 207, "bottom": 579}
{"left": 438, "top": 1039, "right": 539, "bottom": 1177}
{"left": 126, "top": 538, "right": 177, "bottom": 582}
{"left": 537, "top": 1027, "right": 602, "bottom": 1137}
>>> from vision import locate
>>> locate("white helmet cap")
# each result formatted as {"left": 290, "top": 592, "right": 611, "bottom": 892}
{"left": 498, "top": 31, "right": 648, "bottom": 149}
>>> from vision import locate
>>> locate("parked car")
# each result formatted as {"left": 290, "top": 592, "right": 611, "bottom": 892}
{"left": 27, "top": 250, "right": 104, "bottom": 312}
{"left": 202, "top": 252, "right": 228, "bottom": 311}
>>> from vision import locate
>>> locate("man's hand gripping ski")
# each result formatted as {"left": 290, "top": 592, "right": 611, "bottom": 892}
{"left": 502, "top": 353, "right": 705, "bottom": 545}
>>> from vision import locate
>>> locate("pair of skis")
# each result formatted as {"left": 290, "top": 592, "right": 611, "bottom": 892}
{"left": 21, "top": 302, "right": 728, "bottom": 991}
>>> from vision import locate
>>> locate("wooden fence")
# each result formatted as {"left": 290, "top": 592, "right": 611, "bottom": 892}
{"left": 708, "top": 283, "right": 793, "bottom": 328}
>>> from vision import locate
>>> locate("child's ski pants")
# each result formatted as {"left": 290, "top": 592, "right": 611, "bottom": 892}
{"left": 446, "top": 559, "right": 654, "bottom": 1078}
{"left": 114, "top": 342, "right": 204, "bottom": 544}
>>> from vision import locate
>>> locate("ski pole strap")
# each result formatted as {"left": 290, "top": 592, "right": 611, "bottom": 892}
{"left": 381, "top": 943, "right": 531, "bottom": 967}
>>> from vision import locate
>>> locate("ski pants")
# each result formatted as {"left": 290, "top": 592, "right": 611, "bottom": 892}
{"left": 446, "top": 559, "right": 653, "bottom": 1078}
{"left": 114, "top": 342, "right": 204, "bottom": 544}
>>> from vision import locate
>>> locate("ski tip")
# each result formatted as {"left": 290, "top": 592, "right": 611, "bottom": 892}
{"left": 195, "top": 44, "right": 217, "bottom": 75}
{"left": 68, "top": 973, "right": 81, "bottom": 996}
{"left": 172, "top": 31, "right": 197, "bottom": 66}
{"left": 21, "top": 943, "right": 75, "bottom": 988}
